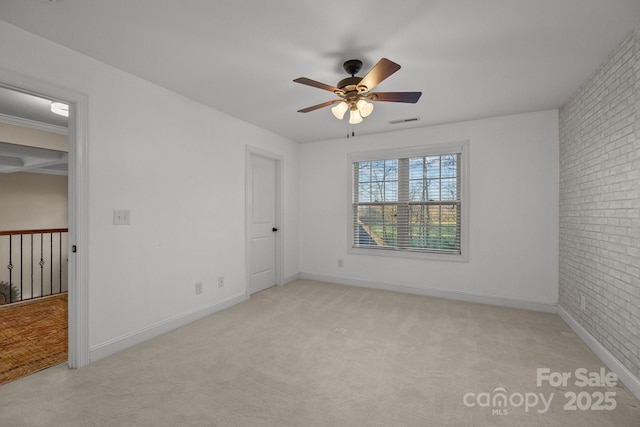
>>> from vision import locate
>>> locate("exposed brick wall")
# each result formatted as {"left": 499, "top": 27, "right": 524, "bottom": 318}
{"left": 559, "top": 23, "right": 640, "bottom": 378}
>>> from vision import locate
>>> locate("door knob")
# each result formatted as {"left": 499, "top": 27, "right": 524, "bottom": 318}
{"left": 272, "top": 227, "right": 278, "bottom": 232}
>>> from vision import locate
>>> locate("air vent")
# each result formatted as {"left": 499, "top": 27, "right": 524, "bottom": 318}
{"left": 389, "top": 117, "right": 420, "bottom": 125}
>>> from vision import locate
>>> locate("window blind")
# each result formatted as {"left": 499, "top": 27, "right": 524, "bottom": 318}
{"left": 352, "top": 151, "right": 462, "bottom": 255}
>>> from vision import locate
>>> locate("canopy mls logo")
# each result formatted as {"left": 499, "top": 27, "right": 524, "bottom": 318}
{"left": 463, "top": 387, "right": 553, "bottom": 415}
{"left": 463, "top": 368, "right": 618, "bottom": 416}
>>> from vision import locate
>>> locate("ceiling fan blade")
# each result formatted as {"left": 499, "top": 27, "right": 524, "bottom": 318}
{"left": 293, "top": 77, "right": 340, "bottom": 93}
{"left": 370, "top": 92, "right": 422, "bottom": 103}
{"left": 297, "top": 99, "right": 341, "bottom": 113}
{"left": 357, "top": 58, "right": 401, "bottom": 92}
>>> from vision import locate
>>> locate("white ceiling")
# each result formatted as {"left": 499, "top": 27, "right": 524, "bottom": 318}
{"left": 1, "top": 0, "right": 640, "bottom": 143}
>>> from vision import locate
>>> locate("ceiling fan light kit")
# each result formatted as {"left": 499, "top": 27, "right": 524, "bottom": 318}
{"left": 331, "top": 101, "right": 348, "bottom": 119}
{"left": 356, "top": 99, "right": 374, "bottom": 117}
{"left": 349, "top": 108, "right": 363, "bottom": 125}
{"left": 294, "top": 58, "right": 421, "bottom": 128}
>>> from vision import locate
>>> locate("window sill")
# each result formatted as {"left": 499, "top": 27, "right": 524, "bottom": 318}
{"left": 348, "top": 246, "right": 469, "bottom": 263}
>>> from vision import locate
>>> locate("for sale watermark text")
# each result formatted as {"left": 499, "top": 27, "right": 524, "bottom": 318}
{"left": 463, "top": 368, "right": 618, "bottom": 415}
{"left": 536, "top": 367, "right": 617, "bottom": 388}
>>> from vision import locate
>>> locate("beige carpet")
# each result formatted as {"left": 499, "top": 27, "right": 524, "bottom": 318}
{"left": 0, "top": 280, "right": 638, "bottom": 426}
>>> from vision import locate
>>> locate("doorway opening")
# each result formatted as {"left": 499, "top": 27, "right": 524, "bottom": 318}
{"left": 0, "top": 71, "right": 89, "bottom": 371}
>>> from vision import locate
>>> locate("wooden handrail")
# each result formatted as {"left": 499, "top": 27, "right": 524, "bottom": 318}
{"left": 0, "top": 228, "right": 68, "bottom": 236}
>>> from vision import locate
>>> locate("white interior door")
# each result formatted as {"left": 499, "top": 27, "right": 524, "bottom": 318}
{"left": 249, "top": 154, "right": 278, "bottom": 294}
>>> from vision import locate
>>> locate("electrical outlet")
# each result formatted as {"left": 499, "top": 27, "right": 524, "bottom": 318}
{"left": 195, "top": 282, "right": 203, "bottom": 295}
{"left": 580, "top": 293, "right": 586, "bottom": 311}
{"left": 218, "top": 276, "right": 225, "bottom": 288}
{"left": 113, "top": 210, "right": 130, "bottom": 225}
{"left": 338, "top": 259, "right": 343, "bottom": 268}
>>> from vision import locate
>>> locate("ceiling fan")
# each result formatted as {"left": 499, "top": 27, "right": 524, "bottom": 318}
{"left": 294, "top": 58, "right": 421, "bottom": 125}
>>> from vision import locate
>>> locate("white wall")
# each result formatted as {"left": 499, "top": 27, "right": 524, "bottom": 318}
{"left": 0, "top": 172, "right": 68, "bottom": 230}
{"left": 299, "top": 110, "right": 559, "bottom": 310}
{"left": 0, "top": 21, "right": 299, "bottom": 359}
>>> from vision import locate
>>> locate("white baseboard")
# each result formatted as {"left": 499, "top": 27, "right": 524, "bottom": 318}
{"left": 282, "top": 273, "right": 300, "bottom": 285}
{"left": 299, "top": 272, "right": 558, "bottom": 313}
{"left": 89, "top": 292, "right": 245, "bottom": 363}
{"left": 558, "top": 305, "right": 640, "bottom": 400}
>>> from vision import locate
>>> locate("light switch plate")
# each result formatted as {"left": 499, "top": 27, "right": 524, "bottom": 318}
{"left": 113, "top": 210, "right": 130, "bottom": 225}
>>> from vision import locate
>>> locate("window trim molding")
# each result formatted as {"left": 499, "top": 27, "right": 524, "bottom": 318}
{"left": 346, "top": 141, "right": 470, "bottom": 262}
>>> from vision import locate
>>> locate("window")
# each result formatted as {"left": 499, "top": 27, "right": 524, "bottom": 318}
{"left": 349, "top": 142, "right": 468, "bottom": 260}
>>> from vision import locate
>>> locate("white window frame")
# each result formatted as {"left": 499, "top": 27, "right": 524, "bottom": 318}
{"left": 347, "top": 141, "right": 469, "bottom": 262}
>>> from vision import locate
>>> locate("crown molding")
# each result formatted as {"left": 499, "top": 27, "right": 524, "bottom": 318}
{"left": 0, "top": 112, "right": 68, "bottom": 135}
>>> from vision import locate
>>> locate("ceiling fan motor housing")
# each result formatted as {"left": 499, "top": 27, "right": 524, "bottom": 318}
{"left": 343, "top": 59, "right": 363, "bottom": 75}
{"left": 338, "top": 60, "right": 369, "bottom": 95}
{"left": 337, "top": 76, "right": 367, "bottom": 94}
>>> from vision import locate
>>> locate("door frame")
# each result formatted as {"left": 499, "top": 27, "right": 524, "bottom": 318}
{"left": 0, "top": 69, "right": 90, "bottom": 368}
{"left": 245, "top": 146, "right": 283, "bottom": 299}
